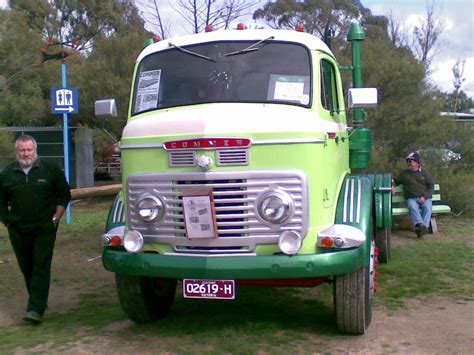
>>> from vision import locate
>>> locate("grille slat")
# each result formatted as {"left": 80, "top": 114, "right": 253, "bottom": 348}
{"left": 127, "top": 171, "right": 308, "bottom": 255}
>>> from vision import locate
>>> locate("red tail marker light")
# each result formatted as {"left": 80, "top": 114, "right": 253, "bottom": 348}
{"left": 296, "top": 24, "right": 305, "bottom": 32}
{"left": 110, "top": 236, "right": 122, "bottom": 247}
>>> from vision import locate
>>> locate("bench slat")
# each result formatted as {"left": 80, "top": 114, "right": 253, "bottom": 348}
{"left": 392, "top": 183, "right": 450, "bottom": 217}
{"left": 392, "top": 193, "right": 442, "bottom": 203}
{"left": 392, "top": 205, "right": 451, "bottom": 216}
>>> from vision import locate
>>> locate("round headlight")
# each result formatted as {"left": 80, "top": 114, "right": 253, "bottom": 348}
{"left": 257, "top": 190, "right": 294, "bottom": 224}
{"left": 123, "top": 230, "right": 144, "bottom": 253}
{"left": 137, "top": 196, "right": 164, "bottom": 222}
{"left": 278, "top": 231, "right": 302, "bottom": 255}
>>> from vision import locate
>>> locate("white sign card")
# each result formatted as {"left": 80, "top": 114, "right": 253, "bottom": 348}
{"left": 135, "top": 69, "right": 161, "bottom": 113}
{"left": 182, "top": 194, "right": 217, "bottom": 239}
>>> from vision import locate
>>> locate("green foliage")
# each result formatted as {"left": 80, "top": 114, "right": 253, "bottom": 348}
{"left": 0, "top": 129, "right": 14, "bottom": 169}
{"left": 72, "top": 30, "right": 147, "bottom": 137}
{"left": 253, "top": 0, "right": 370, "bottom": 39}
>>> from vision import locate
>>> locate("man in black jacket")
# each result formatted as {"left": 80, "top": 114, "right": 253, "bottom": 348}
{"left": 392, "top": 151, "right": 434, "bottom": 239}
{"left": 0, "top": 135, "right": 71, "bottom": 324}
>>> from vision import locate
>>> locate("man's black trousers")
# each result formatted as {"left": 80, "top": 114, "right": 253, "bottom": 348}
{"left": 8, "top": 222, "right": 56, "bottom": 315}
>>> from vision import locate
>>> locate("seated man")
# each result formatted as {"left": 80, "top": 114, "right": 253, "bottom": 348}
{"left": 392, "top": 151, "right": 434, "bottom": 239}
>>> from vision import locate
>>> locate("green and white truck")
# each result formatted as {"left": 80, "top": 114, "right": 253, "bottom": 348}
{"left": 95, "top": 24, "right": 393, "bottom": 334}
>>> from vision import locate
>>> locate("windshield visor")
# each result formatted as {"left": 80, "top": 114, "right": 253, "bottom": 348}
{"left": 132, "top": 41, "right": 312, "bottom": 114}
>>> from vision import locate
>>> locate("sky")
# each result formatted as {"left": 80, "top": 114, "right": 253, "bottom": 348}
{"left": 1, "top": 0, "right": 473, "bottom": 97}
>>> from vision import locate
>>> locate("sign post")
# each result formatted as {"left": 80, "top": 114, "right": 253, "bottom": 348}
{"left": 51, "top": 64, "right": 79, "bottom": 224}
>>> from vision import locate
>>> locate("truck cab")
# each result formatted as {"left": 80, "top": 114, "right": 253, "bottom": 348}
{"left": 97, "top": 25, "right": 391, "bottom": 334}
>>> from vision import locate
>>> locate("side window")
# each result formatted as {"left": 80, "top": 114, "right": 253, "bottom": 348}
{"left": 320, "top": 59, "right": 340, "bottom": 113}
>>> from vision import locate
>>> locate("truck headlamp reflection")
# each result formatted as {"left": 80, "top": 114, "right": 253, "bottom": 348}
{"left": 137, "top": 195, "right": 165, "bottom": 222}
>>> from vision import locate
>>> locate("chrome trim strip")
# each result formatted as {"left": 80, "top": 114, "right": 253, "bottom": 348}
{"left": 350, "top": 178, "right": 355, "bottom": 223}
{"left": 343, "top": 179, "right": 349, "bottom": 223}
{"left": 120, "top": 143, "right": 164, "bottom": 150}
{"left": 120, "top": 138, "right": 326, "bottom": 150}
{"left": 163, "top": 252, "right": 256, "bottom": 257}
{"left": 356, "top": 179, "right": 362, "bottom": 224}
{"left": 252, "top": 138, "right": 326, "bottom": 145}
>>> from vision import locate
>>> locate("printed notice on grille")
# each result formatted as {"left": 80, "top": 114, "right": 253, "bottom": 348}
{"left": 182, "top": 195, "right": 216, "bottom": 239}
{"left": 134, "top": 69, "right": 161, "bottom": 113}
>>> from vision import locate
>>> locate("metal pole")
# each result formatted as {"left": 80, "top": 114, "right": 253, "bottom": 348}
{"left": 61, "top": 63, "right": 71, "bottom": 224}
{"left": 347, "top": 23, "right": 365, "bottom": 125}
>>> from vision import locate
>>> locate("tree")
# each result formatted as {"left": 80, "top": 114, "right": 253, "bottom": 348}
{"left": 0, "top": 9, "right": 49, "bottom": 126}
{"left": 0, "top": 1, "right": 147, "bottom": 130}
{"left": 173, "top": 0, "right": 256, "bottom": 34}
{"left": 410, "top": 0, "right": 444, "bottom": 70}
{"left": 385, "top": 10, "right": 407, "bottom": 48}
{"left": 136, "top": 0, "right": 171, "bottom": 39}
{"left": 253, "top": 0, "right": 370, "bottom": 40}
{"left": 9, "top": 0, "right": 145, "bottom": 52}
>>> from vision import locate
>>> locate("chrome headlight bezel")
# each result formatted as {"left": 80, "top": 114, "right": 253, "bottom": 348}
{"left": 278, "top": 230, "right": 302, "bottom": 255}
{"left": 123, "top": 230, "right": 144, "bottom": 253}
{"left": 136, "top": 195, "right": 165, "bottom": 223}
{"left": 256, "top": 189, "right": 294, "bottom": 224}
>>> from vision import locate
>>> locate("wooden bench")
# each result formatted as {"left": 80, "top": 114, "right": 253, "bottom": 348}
{"left": 392, "top": 184, "right": 451, "bottom": 233}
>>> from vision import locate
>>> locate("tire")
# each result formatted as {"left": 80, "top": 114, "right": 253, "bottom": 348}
{"left": 334, "top": 241, "right": 375, "bottom": 334}
{"left": 115, "top": 274, "right": 177, "bottom": 323}
{"left": 375, "top": 227, "right": 391, "bottom": 263}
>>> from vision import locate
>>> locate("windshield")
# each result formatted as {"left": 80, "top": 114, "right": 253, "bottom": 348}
{"left": 132, "top": 41, "right": 312, "bottom": 115}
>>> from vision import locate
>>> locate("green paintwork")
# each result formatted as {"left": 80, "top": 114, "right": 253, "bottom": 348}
{"left": 367, "top": 173, "right": 393, "bottom": 229}
{"left": 102, "top": 245, "right": 365, "bottom": 279}
{"left": 334, "top": 175, "right": 373, "bottom": 262}
{"left": 101, "top": 27, "right": 385, "bottom": 282}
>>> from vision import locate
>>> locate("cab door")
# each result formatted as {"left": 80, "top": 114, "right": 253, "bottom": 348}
{"left": 319, "top": 55, "right": 349, "bottom": 208}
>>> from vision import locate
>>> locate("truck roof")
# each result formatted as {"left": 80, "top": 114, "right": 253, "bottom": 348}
{"left": 137, "top": 29, "right": 333, "bottom": 61}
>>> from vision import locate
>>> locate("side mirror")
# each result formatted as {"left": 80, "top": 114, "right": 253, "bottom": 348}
{"left": 348, "top": 88, "right": 378, "bottom": 109}
{"left": 95, "top": 99, "right": 118, "bottom": 118}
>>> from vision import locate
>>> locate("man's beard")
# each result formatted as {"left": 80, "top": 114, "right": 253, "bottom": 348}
{"left": 17, "top": 155, "right": 37, "bottom": 168}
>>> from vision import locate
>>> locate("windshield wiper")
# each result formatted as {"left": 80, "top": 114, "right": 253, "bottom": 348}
{"left": 168, "top": 42, "right": 215, "bottom": 62}
{"left": 225, "top": 36, "right": 275, "bottom": 57}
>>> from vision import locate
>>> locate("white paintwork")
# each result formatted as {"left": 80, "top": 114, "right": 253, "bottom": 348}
{"left": 122, "top": 104, "right": 347, "bottom": 139}
{"left": 138, "top": 29, "right": 333, "bottom": 62}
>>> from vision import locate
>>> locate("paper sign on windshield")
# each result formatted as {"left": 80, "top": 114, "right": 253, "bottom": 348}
{"left": 135, "top": 69, "right": 161, "bottom": 113}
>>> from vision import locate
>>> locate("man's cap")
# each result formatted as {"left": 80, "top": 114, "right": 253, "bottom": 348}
{"left": 406, "top": 151, "right": 421, "bottom": 164}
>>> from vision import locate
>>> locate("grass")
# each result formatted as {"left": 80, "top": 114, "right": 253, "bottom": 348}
{"left": 375, "top": 216, "right": 474, "bottom": 309}
{"left": 0, "top": 200, "right": 472, "bottom": 353}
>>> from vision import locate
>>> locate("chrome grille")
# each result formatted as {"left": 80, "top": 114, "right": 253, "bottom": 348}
{"left": 168, "top": 149, "right": 249, "bottom": 167}
{"left": 216, "top": 149, "right": 249, "bottom": 166}
{"left": 168, "top": 151, "right": 195, "bottom": 166}
{"left": 127, "top": 171, "right": 308, "bottom": 254}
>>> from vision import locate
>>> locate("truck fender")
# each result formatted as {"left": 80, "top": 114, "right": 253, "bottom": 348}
{"left": 104, "top": 191, "right": 126, "bottom": 234}
{"left": 335, "top": 175, "right": 374, "bottom": 261}
{"left": 366, "top": 173, "right": 392, "bottom": 229}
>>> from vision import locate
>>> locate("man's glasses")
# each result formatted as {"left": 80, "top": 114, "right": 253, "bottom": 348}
{"left": 406, "top": 159, "right": 413, "bottom": 163}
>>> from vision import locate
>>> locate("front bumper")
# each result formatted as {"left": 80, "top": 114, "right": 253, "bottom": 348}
{"left": 102, "top": 246, "right": 367, "bottom": 279}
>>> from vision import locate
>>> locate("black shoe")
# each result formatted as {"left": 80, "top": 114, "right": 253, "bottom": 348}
{"left": 420, "top": 225, "right": 429, "bottom": 237}
{"left": 415, "top": 223, "right": 424, "bottom": 239}
{"left": 23, "top": 311, "right": 43, "bottom": 324}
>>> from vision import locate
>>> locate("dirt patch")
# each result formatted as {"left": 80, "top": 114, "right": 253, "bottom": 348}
{"left": 328, "top": 299, "right": 474, "bottom": 354}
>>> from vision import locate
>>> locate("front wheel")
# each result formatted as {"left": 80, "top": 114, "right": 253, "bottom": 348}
{"left": 334, "top": 242, "right": 375, "bottom": 334}
{"left": 115, "top": 274, "right": 177, "bottom": 323}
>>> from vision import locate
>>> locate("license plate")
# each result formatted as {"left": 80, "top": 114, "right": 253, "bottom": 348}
{"left": 183, "top": 279, "right": 235, "bottom": 300}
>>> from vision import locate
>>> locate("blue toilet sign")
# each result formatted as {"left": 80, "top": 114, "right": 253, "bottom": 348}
{"left": 51, "top": 86, "right": 79, "bottom": 114}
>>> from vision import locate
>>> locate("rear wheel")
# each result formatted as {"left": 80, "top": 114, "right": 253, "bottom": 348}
{"left": 115, "top": 274, "right": 177, "bottom": 323}
{"left": 375, "top": 227, "right": 391, "bottom": 263}
{"left": 334, "top": 241, "right": 375, "bottom": 334}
